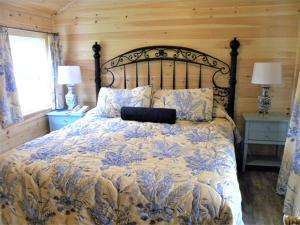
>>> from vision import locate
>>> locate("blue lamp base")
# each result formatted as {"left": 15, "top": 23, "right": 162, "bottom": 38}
{"left": 258, "top": 86, "right": 271, "bottom": 115}
{"left": 65, "top": 85, "right": 78, "bottom": 110}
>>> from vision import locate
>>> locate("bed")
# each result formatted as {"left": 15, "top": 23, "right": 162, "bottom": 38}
{"left": 0, "top": 38, "right": 242, "bottom": 225}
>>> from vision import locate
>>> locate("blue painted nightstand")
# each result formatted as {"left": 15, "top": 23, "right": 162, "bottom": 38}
{"left": 47, "top": 110, "right": 86, "bottom": 132}
{"left": 242, "top": 112, "right": 290, "bottom": 172}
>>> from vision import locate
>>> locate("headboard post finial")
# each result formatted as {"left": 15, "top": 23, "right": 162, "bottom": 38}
{"left": 228, "top": 37, "right": 240, "bottom": 119}
{"left": 92, "top": 42, "right": 101, "bottom": 101}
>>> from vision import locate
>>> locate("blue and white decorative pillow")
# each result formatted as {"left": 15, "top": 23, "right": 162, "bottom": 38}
{"left": 152, "top": 88, "right": 213, "bottom": 121}
{"left": 96, "top": 86, "right": 152, "bottom": 118}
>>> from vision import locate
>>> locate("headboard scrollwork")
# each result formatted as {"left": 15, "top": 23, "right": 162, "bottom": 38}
{"left": 92, "top": 38, "right": 240, "bottom": 118}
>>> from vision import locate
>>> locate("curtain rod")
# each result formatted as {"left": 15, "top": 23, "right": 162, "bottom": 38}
{"left": 0, "top": 25, "right": 58, "bottom": 35}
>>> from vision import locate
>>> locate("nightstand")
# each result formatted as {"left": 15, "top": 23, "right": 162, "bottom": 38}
{"left": 242, "top": 112, "right": 289, "bottom": 172}
{"left": 47, "top": 110, "right": 86, "bottom": 132}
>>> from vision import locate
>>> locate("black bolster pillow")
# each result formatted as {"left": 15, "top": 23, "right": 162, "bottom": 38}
{"left": 121, "top": 107, "right": 176, "bottom": 124}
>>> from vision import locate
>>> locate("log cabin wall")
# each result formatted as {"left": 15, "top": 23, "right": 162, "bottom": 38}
{"left": 0, "top": 2, "right": 54, "bottom": 32}
{"left": 54, "top": 0, "right": 300, "bottom": 129}
{"left": 0, "top": 2, "right": 53, "bottom": 153}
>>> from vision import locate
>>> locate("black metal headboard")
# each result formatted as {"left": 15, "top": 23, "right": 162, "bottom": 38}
{"left": 92, "top": 38, "right": 240, "bottom": 118}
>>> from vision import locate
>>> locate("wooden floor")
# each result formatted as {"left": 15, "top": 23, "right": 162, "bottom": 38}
{"left": 238, "top": 168, "right": 284, "bottom": 225}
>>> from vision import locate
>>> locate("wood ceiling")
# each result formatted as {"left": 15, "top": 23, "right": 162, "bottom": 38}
{"left": 0, "top": 0, "right": 74, "bottom": 15}
{"left": 1, "top": 0, "right": 299, "bottom": 16}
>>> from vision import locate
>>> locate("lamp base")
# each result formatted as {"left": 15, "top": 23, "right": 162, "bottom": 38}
{"left": 258, "top": 86, "right": 271, "bottom": 115}
{"left": 65, "top": 85, "right": 78, "bottom": 110}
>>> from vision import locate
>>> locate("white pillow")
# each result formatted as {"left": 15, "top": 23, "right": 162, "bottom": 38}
{"left": 152, "top": 88, "right": 213, "bottom": 121}
{"left": 96, "top": 86, "right": 152, "bottom": 118}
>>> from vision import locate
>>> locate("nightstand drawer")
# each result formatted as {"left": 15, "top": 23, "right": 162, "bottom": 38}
{"left": 47, "top": 110, "right": 87, "bottom": 132}
{"left": 248, "top": 130, "right": 287, "bottom": 142}
{"left": 249, "top": 121, "right": 288, "bottom": 133}
{"left": 48, "top": 116, "right": 81, "bottom": 131}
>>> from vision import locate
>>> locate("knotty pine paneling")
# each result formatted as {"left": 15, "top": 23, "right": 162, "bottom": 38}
{"left": 54, "top": 0, "right": 300, "bottom": 129}
{"left": 2, "top": 0, "right": 73, "bottom": 15}
{"left": 0, "top": 2, "right": 53, "bottom": 33}
{"left": 0, "top": 2, "right": 52, "bottom": 153}
{"left": 0, "top": 112, "right": 49, "bottom": 153}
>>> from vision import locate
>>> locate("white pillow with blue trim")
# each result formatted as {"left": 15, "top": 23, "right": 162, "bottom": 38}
{"left": 152, "top": 88, "right": 213, "bottom": 121}
{"left": 96, "top": 86, "right": 152, "bottom": 118}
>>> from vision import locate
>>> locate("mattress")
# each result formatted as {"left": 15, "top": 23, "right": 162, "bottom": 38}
{"left": 0, "top": 112, "right": 243, "bottom": 225}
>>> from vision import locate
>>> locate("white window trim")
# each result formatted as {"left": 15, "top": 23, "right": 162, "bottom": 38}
{"left": 8, "top": 29, "right": 52, "bottom": 117}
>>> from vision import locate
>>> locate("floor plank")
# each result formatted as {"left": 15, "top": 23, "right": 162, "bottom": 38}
{"left": 238, "top": 168, "right": 284, "bottom": 225}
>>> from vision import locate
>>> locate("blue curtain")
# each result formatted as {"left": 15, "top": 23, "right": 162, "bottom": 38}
{"left": 49, "top": 34, "right": 64, "bottom": 110}
{"left": 277, "top": 74, "right": 300, "bottom": 217}
{"left": 0, "top": 26, "right": 23, "bottom": 128}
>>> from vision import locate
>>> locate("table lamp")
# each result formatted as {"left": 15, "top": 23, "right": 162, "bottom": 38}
{"left": 251, "top": 62, "right": 282, "bottom": 114}
{"left": 58, "top": 66, "right": 82, "bottom": 110}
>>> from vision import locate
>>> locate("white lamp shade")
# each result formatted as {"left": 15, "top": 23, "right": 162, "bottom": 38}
{"left": 251, "top": 62, "right": 282, "bottom": 85}
{"left": 58, "top": 66, "right": 82, "bottom": 85}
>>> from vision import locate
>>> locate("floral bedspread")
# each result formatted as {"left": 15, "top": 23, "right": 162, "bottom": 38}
{"left": 0, "top": 113, "right": 243, "bottom": 225}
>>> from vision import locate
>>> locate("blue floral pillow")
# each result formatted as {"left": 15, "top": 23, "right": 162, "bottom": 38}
{"left": 96, "top": 86, "right": 152, "bottom": 118}
{"left": 152, "top": 88, "right": 213, "bottom": 121}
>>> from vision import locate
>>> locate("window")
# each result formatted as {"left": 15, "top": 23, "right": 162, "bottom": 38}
{"left": 9, "top": 31, "right": 52, "bottom": 116}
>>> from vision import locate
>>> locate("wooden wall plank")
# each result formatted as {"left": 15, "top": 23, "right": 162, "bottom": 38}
{"left": 0, "top": 113, "right": 49, "bottom": 153}
{"left": 0, "top": 2, "right": 54, "bottom": 32}
{"left": 2, "top": 0, "right": 73, "bottom": 15}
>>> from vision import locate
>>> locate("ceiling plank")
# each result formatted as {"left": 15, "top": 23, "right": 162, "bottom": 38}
{"left": 0, "top": 0, "right": 73, "bottom": 15}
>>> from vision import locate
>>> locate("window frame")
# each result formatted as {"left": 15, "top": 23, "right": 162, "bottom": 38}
{"left": 8, "top": 29, "right": 52, "bottom": 117}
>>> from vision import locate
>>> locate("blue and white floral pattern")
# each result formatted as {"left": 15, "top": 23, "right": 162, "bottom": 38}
{"left": 277, "top": 74, "right": 300, "bottom": 217}
{"left": 101, "top": 145, "right": 146, "bottom": 169}
{"left": 0, "top": 111, "right": 243, "bottom": 224}
{"left": 185, "top": 146, "right": 234, "bottom": 175}
{"left": 152, "top": 88, "right": 213, "bottom": 121}
{"left": 124, "top": 127, "right": 154, "bottom": 140}
{"left": 27, "top": 145, "right": 70, "bottom": 164}
{"left": 152, "top": 140, "right": 181, "bottom": 159}
{"left": 52, "top": 164, "right": 96, "bottom": 217}
{"left": 96, "top": 86, "right": 152, "bottom": 118}
{"left": 186, "top": 129, "right": 209, "bottom": 143}
{"left": 49, "top": 34, "right": 64, "bottom": 110}
{"left": 0, "top": 26, "right": 23, "bottom": 128}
